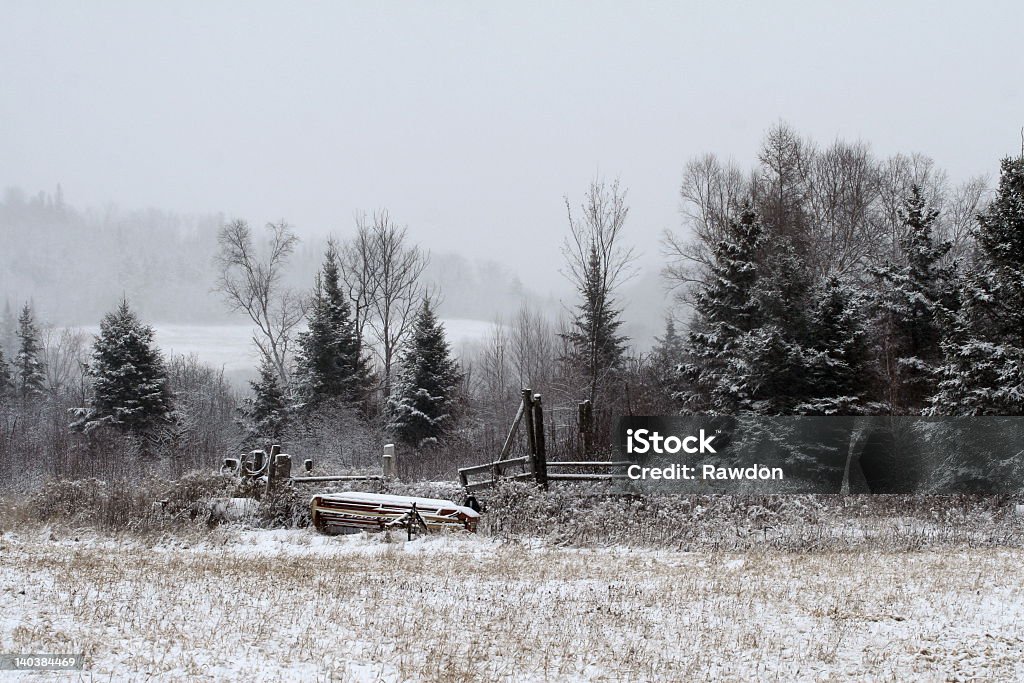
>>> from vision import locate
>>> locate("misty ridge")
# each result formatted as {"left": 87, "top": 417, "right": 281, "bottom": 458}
{"left": 0, "top": 191, "right": 554, "bottom": 325}
{"left": 0, "top": 187, "right": 669, "bottom": 366}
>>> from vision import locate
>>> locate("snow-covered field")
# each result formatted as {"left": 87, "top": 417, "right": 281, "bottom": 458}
{"left": 2, "top": 528, "right": 1023, "bottom": 682}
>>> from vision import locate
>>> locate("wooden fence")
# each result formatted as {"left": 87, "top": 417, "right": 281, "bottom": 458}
{"left": 458, "top": 389, "right": 629, "bottom": 492}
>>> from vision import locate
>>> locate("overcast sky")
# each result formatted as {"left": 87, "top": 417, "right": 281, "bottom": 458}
{"left": 3, "top": 1, "right": 1023, "bottom": 292}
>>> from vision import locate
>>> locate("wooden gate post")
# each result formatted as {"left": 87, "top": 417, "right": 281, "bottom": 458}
{"left": 521, "top": 389, "right": 537, "bottom": 456}
{"left": 532, "top": 393, "right": 548, "bottom": 489}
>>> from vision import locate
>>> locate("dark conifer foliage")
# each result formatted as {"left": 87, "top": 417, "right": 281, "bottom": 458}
{"left": 931, "top": 158, "right": 1024, "bottom": 415}
{"left": 15, "top": 303, "right": 46, "bottom": 398}
{"left": 242, "top": 356, "right": 289, "bottom": 444}
{"left": 74, "top": 300, "right": 175, "bottom": 433}
{"left": 562, "top": 244, "right": 629, "bottom": 379}
{"left": 293, "top": 241, "right": 373, "bottom": 411}
{"left": 798, "top": 276, "right": 877, "bottom": 415}
{"left": 872, "top": 185, "right": 956, "bottom": 413}
{"left": 387, "top": 296, "right": 462, "bottom": 447}
{"left": 680, "top": 208, "right": 764, "bottom": 413}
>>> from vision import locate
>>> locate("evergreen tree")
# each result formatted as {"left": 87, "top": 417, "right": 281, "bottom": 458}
{"left": 930, "top": 158, "right": 1024, "bottom": 415}
{"left": 561, "top": 243, "right": 629, "bottom": 400}
{"left": 716, "top": 235, "right": 820, "bottom": 415}
{"left": 293, "top": 241, "right": 372, "bottom": 411}
{"left": 681, "top": 207, "right": 764, "bottom": 413}
{"left": 797, "top": 276, "right": 878, "bottom": 415}
{"left": 872, "top": 185, "right": 955, "bottom": 413}
{"left": 15, "top": 303, "right": 46, "bottom": 398}
{"left": 647, "top": 316, "right": 686, "bottom": 406}
{"left": 651, "top": 316, "right": 684, "bottom": 375}
{"left": 387, "top": 297, "right": 463, "bottom": 447}
{"left": 73, "top": 300, "right": 174, "bottom": 433}
{"left": 242, "top": 356, "right": 289, "bottom": 443}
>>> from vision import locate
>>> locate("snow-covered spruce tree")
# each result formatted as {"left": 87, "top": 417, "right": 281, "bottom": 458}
{"left": 797, "top": 276, "right": 878, "bottom": 415}
{"left": 561, "top": 243, "right": 630, "bottom": 388}
{"left": 386, "top": 296, "right": 462, "bottom": 447}
{"left": 241, "top": 356, "right": 289, "bottom": 445}
{"left": 680, "top": 207, "right": 764, "bottom": 414}
{"left": 293, "top": 241, "right": 372, "bottom": 412}
{"left": 15, "top": 303, "right": 46, "bottom": 398}
{"left": 872, "top": 185, "right": 956, "bottom": 414}
{"left": 718, "top": 235, "right": 822, "bottom": 415}
{"left": 73, "top": 300, "right": 174, "bottom": 434}
{"left": 930, "top": 157, "right": 1024, "bottom": 415}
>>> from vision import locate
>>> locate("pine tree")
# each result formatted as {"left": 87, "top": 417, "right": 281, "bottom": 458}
{"left": 387, "top": 297, "right": 463, "bottom": 447}
{"left": 681, "top": 207, "right": 764, "bottom": 413}
{"left": 242, "top": 356, "right": 289, "bottom": 443}
{"left": 930, "top": 158, "right": 1024, "bottom": 415}
{"left": 293, "top": 241, "right": 372, "bottom": 411}
{"left": 15, "top": 303, "right": 46, "bottom": 398}
{"left": 73, "top": 300, "right": 174, "bottom": 433}
{"left": 873, "top": 185, "right": 955, "bottom": 413}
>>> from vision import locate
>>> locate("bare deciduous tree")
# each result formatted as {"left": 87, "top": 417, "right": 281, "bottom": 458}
{"left": 509, "top": 302, "right": 556, "bottom": 393}
{"left": 41, "top": 325, "right": 88, "bottom": 396}
{"left": 339, "top": 215, "right": 379, "bottom": 361}
{"left": 340, "top": 211, "right": 428, "bottom": 400}
{"left": 214, "top": 220, "right": 305, "bottom": 384}
{"left": 663, "top": 153, "right": 749, "bottom": 300}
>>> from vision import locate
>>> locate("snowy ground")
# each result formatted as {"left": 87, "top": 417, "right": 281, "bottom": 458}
{"left": 2, "top": 527, "right": 1023, "bottom": 682}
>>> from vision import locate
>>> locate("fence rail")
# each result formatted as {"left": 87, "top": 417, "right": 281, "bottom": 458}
{"left": 457, "top": 391, "right": 627, "bottom": 492}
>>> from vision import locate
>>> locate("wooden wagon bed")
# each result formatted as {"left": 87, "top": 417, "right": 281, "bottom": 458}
{"left": 310, "top": 491, "right": 480, "bottom": 535}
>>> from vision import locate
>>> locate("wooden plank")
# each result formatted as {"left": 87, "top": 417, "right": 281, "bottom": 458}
{"left": 496, "top": 456, "right": 529, "bottom": 471}
{"left": 459, "top": 456, "right": 528, "bottom": 478}
{"left": 458, "top": 463, "right": 494, "bottom": 477}
{"left": 498, "top": 401, "right": 525, "bottom": 461}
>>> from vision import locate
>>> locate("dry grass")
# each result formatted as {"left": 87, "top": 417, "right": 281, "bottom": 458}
{"left": 2, "top": 528, "right": 1024, "bottom": 682}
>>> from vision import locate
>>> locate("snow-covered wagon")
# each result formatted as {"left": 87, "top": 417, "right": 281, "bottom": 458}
{"left": 310, "top": 491, "right": 480, "bottom": 535}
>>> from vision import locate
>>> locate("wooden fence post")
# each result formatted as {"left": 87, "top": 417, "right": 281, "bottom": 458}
{"left": 266, "top": 453, "right": 291, "bottom": 496}
{"left": 382, "top": 443, "right": 396, "bottom": 480}
{"left": 532, "top": 394, "right": 548, "bottom": 489}
{"left": 522, "top": 389, "right": 537, "bottom": 457}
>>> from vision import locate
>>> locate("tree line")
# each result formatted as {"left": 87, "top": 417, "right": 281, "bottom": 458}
{"left": 3, "top": 121, "right": 1022, "bottom": 489}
